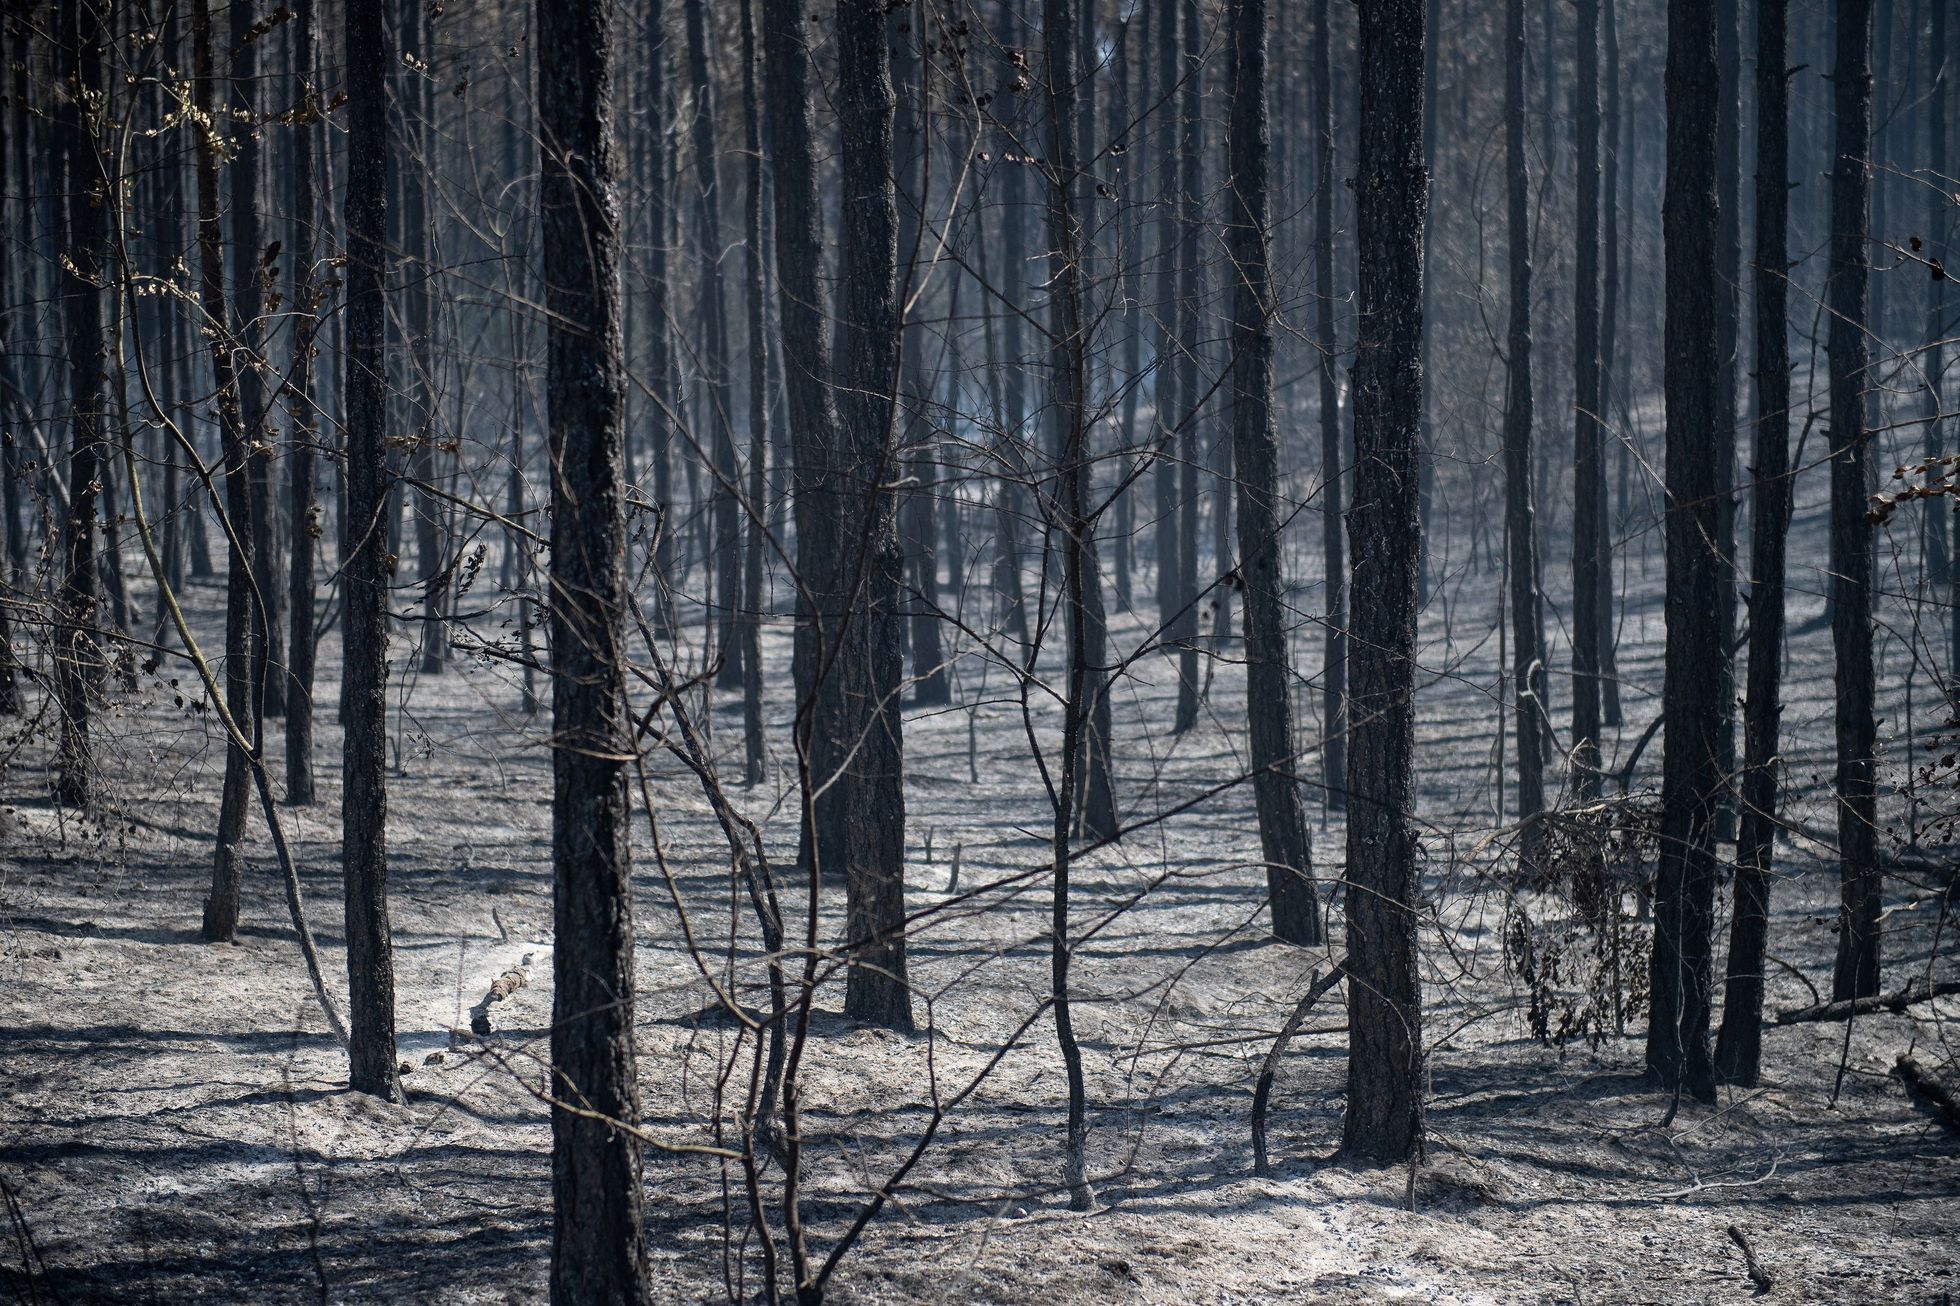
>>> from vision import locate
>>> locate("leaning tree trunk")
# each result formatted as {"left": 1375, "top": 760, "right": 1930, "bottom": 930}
{"left": 1312, "top": 0, "right": 1346, "bottom": 815}
{"left": 1229, "top": 0, "right": 1321, "bottom": 946}
{"left": 1827, "top": 0, "right": 1880, "bottom": 1003}
{"left": 832, "top": 0, "right": 913, "bottom": 1034}
{"left": 1343, "top": 0, "right": 1427, "bottom": 1166}
{"left": 339, "top": 0, "right": 402, "bottom": 1103}
{"left": 1646, "top": 0, "right": 1724, "bottom": 1105}
{"left": 54, "top": 0, "right": 106, "bottom": 809}
{"left": 1502, "top": 0, "right": 1547, "bottom": 841}
{"left": 537, "top": 0, "right": 651, "bottom": 1295}
{"left": 193, "top": 0, "right": 256, "bottom": 938}
{"left": 1713, "top": 0, "right": 1789, "bottom": 1087}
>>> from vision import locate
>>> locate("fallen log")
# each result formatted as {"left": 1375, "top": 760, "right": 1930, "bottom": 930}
{"left": 1896, "top": 1055, "right": 1960, "bottom": 1134}
{"left": 1772, "top": 978, "right": 1960, "bottom": 1025}
{"left": 468, "top": 957, "right": 532, "bottom": 1037}
{"left": 1725, "top": 1224, "right": 1774, "bottom": 1295}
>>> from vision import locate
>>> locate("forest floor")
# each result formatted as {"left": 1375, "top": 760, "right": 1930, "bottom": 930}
{"left": 3, "top": 465, "right": 1959, "bottom": 1304}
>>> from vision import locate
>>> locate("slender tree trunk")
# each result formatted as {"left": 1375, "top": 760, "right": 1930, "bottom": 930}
{"left": 1646, "top": 0, "right": 1724, "bottom": 1104}
{"left": 1570, "top": 0, "right": 1605, "bottom": 799}
{"left": 1503, "top": 0, "right": 1547, "bottom": 837}
{"left": 1714, "top": 0, "right": 1789, "bottom": 1087}
{"left": 1043, "top": 0, "right": 1094, "bottom": 1211}
{"left": 400, "top": 0, "right": 445, "bottom": 677}
{"left": 340, "top": 0, "right": 403, "bottom": 1103}
{"left": 1925, "top": 3, "right": 1953, "bottom": 681}
{"left": 1230, "top": 0, "right": 1321, "bottom": 946}
{"left": 232, "top": 0, "right": 287, "bottom": 717}
{"left": 1314, "top": 0, "right": 1346, "bottom": 812}
{"left": 739, "top": 0, "right": 769, "bottom": 785}
{"left": 1153, "top": 0, "right": 1181, "bottom": 669}
{"left": 1596, "top": 0, "right": 1623, "bottom": 726}
{"left": 1711, "top": 0, "right": 1742, "bottom": 838}
{"left": 1828, "top": 0, "right": 1880, "bottom": 1003}
{"left": 1173, "top": 0, "right": 1203, "bottom": 735}
{"left": 833, "top": 0, "right": 913, "bottom": 1033}
{"left": 54, "top": 0, "right": 107, "bottom": 810}
{"left": 1343, "top": 0, "right": 1427, "bottom": 1166}
{"left": 193, "top": 0, "right": 257, "bottom": 934}
{"left": 285, "top": 0, "right": 320, "bottom": 805}
{"left": 682, "top": 0, "right": 743, "bottom": 691}
{"left": 895, "top": 11, "right": 949, "bottom": 707}
{"left": 537, "top": 0, "right": 650, "bottom": 1295}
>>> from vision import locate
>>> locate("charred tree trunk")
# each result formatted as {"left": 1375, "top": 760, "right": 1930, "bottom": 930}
{"left": 194, "top": 0, "right": 256, "bottom": 936}
{"left": 402, "top": 0, "right": 445, "bottom": 677}
{"left": 1343, "top": 0, "right": 1427, "bottom": 1166}
{"left": 1596, "top": 0, "right": 1623, "bottom": 726}
{"left": 1229, "top": 0, "right": 1321, "bottom": 946}
{"left": 1570, "top": 0, "right": 1605, "bottom": 799}
{"left": 285, "top": 0, "right": 320, "bottom": 805}
{"left": 896, "top": 10, "right": 949, "bottom": 707}
{"left": 1314, "top": 0, "right": 1345, "bottom": 812}
{"left": 53, "top": 0, "right": 105, "bottom": 809}
{"left": 1646, "top": 0, "right": 1724, "bottom": 1104}
{"left": 833, "top": 0, "right": 913, "bottom": 1033}
{"left": 1043, "top": 0, "right": 1095, "bottom": 1211}
{"left": 1714, "top": 0, "right": 1790, "bottom": 1087}
{"left": 1711, "top": 0, "right": 1741, "bottom": 839}
{"left": 1152, "top": 0, "right": 1181, "bottom": 669}
{"left": 1828, "top": 0, "right": 1880, "bottom": 1003}
{"left": 537, "top": 0, "right": 651, "bottom": 1294}
{"left": 232, "top": 0, "right": 286, "bottom": 717}
{"left": 340, "top": 0, "right": 402, "bottom": 1103}
{"left": 1172, "top": 0, "right": 1203, "bottom": 735}
{"left": 1502, "top": 0, "right": 1547, "bottom": 838}
{"left": 739, "top": 0, "right": 769, "bottom": 784}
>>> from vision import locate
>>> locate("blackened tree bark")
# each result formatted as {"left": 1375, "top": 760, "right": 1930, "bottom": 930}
{"left": 739, "top": 0, "right": 769, "bottom": 784}
{"left": 637, "top": 3, "right": 678, "bottom": 638}
{"left": 1171, "top": 0, "right": 1203, "bottom": 735}
{"left": 683, "top": 0, "right": 743, "bottom": 691}
{"left": 1229, "top": 0, "right": 1320, "bottom": 946}
{"left": 1152, "top": 0, "right": 1181, "bottom": 664}
{"left": 993, "top": 0, "right": 1032, "bottom": 652}
{"left": 1926, "top": 0, "right": 1951, "bottom": 644}
{"left": 1042, "top": 0, "right": 1094, "bottom": 1210}
{"left": 402, "top": 0, "right": 444, "bottom": 677}
{"left": 194, "top": 0, "right": 256, "bottom": 936}
{"left": 340, "top": 0, "right": 402, "bottom": 1102}
{"left": 1314, "top": 0, "right": 1346, "bottom": 814}
{"left": 1710, "top": 0, "right": 1741, "bottom": 837}
{"left": 1828, "top": 0, "right": 1880, "bottom": 1003}
{"left": 762, "top": 0, "right": 847, "bottom": 886}
{"left": 1714, "top": 0, "right": 1790, "bottom": 1086}
{"left": 895, "top": 9, "right": 949, "bottom": 707}
{"left": 1570, "top": 0, "right": 1605, "bottom": 798}
{"left": 834, "top": 0, "right": 913, "bottom": 1033}
{"left": 537, "top": 0, "right": 650, "bottom": 1295}
{"left": 1502, "top": 0, "right": 1547, "bottom": 837}
{"left": 232, "top": 0, "right": 286, "bottom": 717}
{"left": 1646, "top": 0, "right": 1724, "bottom": 1104}
{"left": 54, "top": 0, "right": 106, "bottom": 809}
{"left": 1596, "top": 0, "right": 1623, "bottom": 726}
{"left": 285, "top": 0, "right": 320, "bottom": 805}
{"left": 1343, "top": 0, "right": 1427, "bottom": 1165}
